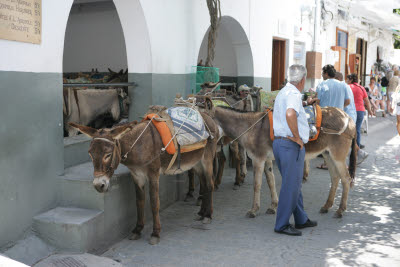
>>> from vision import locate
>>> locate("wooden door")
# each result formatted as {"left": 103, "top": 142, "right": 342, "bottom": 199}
{"left": 271, "top": 39, "right": 286, "bottom": 91}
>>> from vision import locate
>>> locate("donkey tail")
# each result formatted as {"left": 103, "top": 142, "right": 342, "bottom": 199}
{"left": 348, "top": 136, "right": 357, "bottom": 187}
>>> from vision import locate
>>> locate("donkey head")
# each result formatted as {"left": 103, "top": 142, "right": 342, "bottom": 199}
{"left": 69, "top": 122, "right": 134, "bottom": 193}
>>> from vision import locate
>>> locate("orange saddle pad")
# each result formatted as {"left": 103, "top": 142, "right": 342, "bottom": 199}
{"left": 267, "top": 104, "right": 322, "bottom": 142}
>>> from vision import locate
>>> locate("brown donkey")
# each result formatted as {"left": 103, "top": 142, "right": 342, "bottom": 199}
{"left": 212, "top": 106, "right": 357, "bottom": 218}
{"left": 70, "top": 112, "right": 219, "bottom": 245}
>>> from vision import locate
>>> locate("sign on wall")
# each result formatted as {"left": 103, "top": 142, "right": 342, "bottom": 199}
{"left": 0, "top": 0, "right": 41, "bottom": 44}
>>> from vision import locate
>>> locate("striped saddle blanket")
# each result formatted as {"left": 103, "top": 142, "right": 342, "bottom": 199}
{"left": 167, "top": 107, "right": 209, "bottom": 146}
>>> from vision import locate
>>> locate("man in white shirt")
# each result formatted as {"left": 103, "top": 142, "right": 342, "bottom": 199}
{"left": 273, "top": 65, "right": 317, "bottom": 236}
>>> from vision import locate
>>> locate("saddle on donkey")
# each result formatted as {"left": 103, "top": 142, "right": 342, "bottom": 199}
{"left": 143, "top": 105, "right": 210, "bottom": 156}
{"left": 268, "top": 104, "right": 322, "bottom": 142}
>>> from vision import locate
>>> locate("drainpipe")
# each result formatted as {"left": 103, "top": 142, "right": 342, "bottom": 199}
{"left": 311, "top": 0, "right": 321, "bottom": 88}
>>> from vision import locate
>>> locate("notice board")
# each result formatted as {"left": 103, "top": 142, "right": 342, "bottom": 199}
{"left": 0, "top": 0, "right": 41, "bottom": 44}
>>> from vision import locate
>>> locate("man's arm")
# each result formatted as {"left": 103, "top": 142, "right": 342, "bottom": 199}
{"left": 286, "top": 108, "right": 303, "bottom": 149}
{"left": 343, "top": 84, "right": 350, "bottom": 107}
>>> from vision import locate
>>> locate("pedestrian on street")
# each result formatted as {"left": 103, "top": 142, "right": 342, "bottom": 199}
{"left": 388, "top": 70, "right": 400, "bottom": 114}
{"left": 309, "top": 64, "right": 350, "bottom": 109}
{"left": 273, "top": 64, "right": 317, "bottom": 236}
{"left": 347, "top": 73, "right": 373, "bottom": 163}
{"left": 308, "top": 64, "right": 350, "bottom": 169}
{"left": 391, "top": 85, "right": 400, "bottom": 136}
{"left": 335, "top": 72, "right": 357, "bottom": 123}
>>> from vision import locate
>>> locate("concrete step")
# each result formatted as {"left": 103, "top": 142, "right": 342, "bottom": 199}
{"left": 56, "top": 162, "right": 192, "bottom": 252}
{"left": 33, "top": 207, "right": 104, "bottom": 253}
{"left": 64, "top": 135, "right": 91, "bottom": 168}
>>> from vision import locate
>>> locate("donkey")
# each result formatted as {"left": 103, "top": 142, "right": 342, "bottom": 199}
{"left": 212, "top": 106, "right": 357, "bottom": 218}
{"left": 69, "top": 111, "right": 219, "bottom": 245}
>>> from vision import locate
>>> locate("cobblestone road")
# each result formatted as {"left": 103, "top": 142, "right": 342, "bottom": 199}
{"left": 103, "top": 116, "right": 400, "bottom": 267}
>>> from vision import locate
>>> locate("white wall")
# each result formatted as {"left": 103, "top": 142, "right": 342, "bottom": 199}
{"left": 198, "top": 25, "right": 238, "bottom": 77}
{"left": 63, "top": 1, "right": 127, "bottom": 73}
{"left": 0, "top": 0, "right": 74, "bottom": 72}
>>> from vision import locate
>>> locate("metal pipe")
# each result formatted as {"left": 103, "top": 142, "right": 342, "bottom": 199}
{"left": 63, "top": 82, "right": 136, "bottom": 87}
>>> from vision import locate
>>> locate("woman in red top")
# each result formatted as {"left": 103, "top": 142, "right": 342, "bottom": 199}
{"left": 346, "top": 74, "right": 372, "bottom": 147}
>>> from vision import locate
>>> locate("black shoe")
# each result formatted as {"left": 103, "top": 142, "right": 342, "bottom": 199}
{"left": 295, "top": 219, "right": 318, "bottom": 229}
{"left": 274, "top": 225, "right": 302, "bottom": 236}
{"left": 360, "top": 144, "right": 365, "bottom": 149}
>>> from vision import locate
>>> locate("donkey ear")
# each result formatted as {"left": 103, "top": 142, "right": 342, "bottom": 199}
{"left": 69, "top": 123, "right": 98, "bottom": 138}
{"left": 108, "top": 68, "right": 114, "bottom": 74}
{"left": 205, "top": 96, "right": 214, "bottom": 111}
{"left": 124, "top": 68, "right": 128, "bottom": 75}
{"left": 119, "top": 69, "right": 123, "bottom": 75}
{"left": 109, "top": 124, "right": 134, "bottom": 140}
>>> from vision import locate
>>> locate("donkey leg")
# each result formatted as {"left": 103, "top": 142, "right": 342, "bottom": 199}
{"left": 184, "top": 169, "right": 195, "bottom": 202}
{"left": 246, "top": 160, "right": 264, "bottom": 218}
{"left": 264, "top": 160, "right": 278, "bottom": 214}
{"left": 129, "top": 182, "right": 145, "bottom": 240}
{"left": 320, "top": 154, "right": 340, "bottom": 213}
{"left": 231, "top": 143, "right": 241, "bottom": 190}
{"left": 334, "top": 161, "right": 351, "bottom": 218}
{"left": 196, "top": 170, "right": 214, "bottom": 224}
{"left": 215, "top": 149, "right": 226, "bottom": 189}
{"left": 239, "top": 144, "right": 247, "bottom": 184}
{"left": 148, "top": 176, "right": 161, "bottom": 245}
{"left": 303, "top": 160, "right": 310, "bottom": 183}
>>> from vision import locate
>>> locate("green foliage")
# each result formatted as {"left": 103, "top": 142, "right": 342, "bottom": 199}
{"left": 394, "top": 9, "right": 400, "bottom": 49}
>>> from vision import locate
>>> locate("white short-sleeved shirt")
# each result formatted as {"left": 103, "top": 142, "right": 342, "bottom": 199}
{"left": 273, "top": 83, "right": 309, "bottom": 144}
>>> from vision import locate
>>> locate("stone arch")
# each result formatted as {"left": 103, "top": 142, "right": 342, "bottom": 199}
{"left": 198, "top": 16, "right": 254, "bottom": 86}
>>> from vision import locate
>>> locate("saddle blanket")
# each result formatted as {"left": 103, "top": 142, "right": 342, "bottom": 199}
{"left": 167, "top": 107, "right": 209, "bottom": 146}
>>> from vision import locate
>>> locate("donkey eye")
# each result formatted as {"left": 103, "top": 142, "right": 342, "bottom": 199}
{"left": 104, "top": 153, "right": 112, "bottom": 160}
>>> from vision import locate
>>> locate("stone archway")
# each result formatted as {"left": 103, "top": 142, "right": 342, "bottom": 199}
{"left": 61, "top": 0, "right": 152, "bottom": 167}
{"left": 198, "top": 16, "right": 254, "bottom": 87}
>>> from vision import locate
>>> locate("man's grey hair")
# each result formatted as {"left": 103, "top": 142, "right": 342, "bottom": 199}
{"left": 288, "top": 64, "right": 307, "bottom": 85}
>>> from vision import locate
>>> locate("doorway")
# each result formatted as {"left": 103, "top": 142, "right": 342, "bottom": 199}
{"left": 271, "top": 38, "right": 286, "bottom": 91}
{"left": 357, "top": 38, "right": 368, "bottom": 86}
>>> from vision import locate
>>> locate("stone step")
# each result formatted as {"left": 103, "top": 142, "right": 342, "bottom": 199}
{"left": 64, "top": 135, "right": 91, "bottom": 168}
{"left": 33, "top": 207, "right": 104, "bottom": 253}
{"left": 59, "top": 162, "right": 134, "bottom": 211}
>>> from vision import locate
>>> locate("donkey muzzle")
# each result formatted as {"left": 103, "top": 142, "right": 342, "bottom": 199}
{"left": 93, "top": 176, "right": 110, "bottom": 193}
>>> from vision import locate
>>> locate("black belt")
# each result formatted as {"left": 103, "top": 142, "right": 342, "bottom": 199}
{"left": 274, "top": 136, "right": 291, "bottom": 141}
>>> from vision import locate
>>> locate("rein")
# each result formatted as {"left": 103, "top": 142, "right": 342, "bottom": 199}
{"left": 228, "top": 109, "right": 270, "bottom": 144}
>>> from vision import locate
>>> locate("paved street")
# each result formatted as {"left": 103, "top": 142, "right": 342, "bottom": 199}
{"left": 102, "top": 116, "right": 400, "bottom": 267}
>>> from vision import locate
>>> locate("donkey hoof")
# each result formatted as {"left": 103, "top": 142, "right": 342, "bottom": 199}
{"left": 196, "top": 198, "right": 202, "bottom": 206}
{"left": 214, "top": 185, "right": 219, "bottom": 191}
{"left": 302, "top": 177, "right": 308, "bottom": 183}
{"left": 233, "top": 184, "right": 240, "bottom": 190}
{"left": 333, "top": 211, "right": 343, "bottom": 218}
{"left": 184, "top": 194, "right": 194, "bottom": 202}
{"left": 149, "top": 236, "right": 160, "bottom": 245}
{"left": 202, "top": 217, "right": 212, "bottom": 224}
{"left": 129, "top": 233, "right": 141, "bottom": 240}
{"left": 319, "top": 207, "right": 329, "bottom": 214}
{"left": 246, "top": 210, "right": 257, "bottom": 218}
{"left": 194, "top": 214, "right": 204, "bottom": 221}
{"left": 266, "top": 208, "right": 276, "bottom": 214}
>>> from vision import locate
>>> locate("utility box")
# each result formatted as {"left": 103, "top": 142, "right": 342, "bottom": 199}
{"left": 306, "top": 51, "right": 322, "bottom": 79}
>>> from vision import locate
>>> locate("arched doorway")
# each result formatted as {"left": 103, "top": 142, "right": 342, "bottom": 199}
{"left": 61, "top": 0, "right": 152, "bottom": 168}
{"left": 198, "top": 16, "right": 254, "bottom": 88}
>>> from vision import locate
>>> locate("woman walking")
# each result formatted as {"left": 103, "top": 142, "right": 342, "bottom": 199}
{"left": 347, "top": 74, "right": 373, "bottom": 163}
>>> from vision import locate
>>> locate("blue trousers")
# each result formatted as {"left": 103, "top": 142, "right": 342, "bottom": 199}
{"left": 273, "top": 138, "right": 308, "bottom": 231}
{"left": 355, "top": 111, "right": 364, "bottom": 147}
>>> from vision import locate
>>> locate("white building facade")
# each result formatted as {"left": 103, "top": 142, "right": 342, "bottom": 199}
{"left": 0, "top": 0, "right": 398, "bottom": 250}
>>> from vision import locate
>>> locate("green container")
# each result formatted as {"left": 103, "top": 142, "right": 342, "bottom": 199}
{"left": 190, "top": 66, "right": 219, "bottom": 94}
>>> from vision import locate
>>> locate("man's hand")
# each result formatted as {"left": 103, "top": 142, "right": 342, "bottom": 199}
{"left": 287, "top": 136, "right": 304, "bottom": 150}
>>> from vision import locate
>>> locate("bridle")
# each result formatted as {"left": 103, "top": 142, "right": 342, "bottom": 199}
{"left": 92, "top": 137, "right": 122, "bottom": 176}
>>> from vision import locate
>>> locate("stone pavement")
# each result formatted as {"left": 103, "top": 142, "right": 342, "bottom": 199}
{"left": 98, "top": 116, "right": 400, "bottom": 267}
